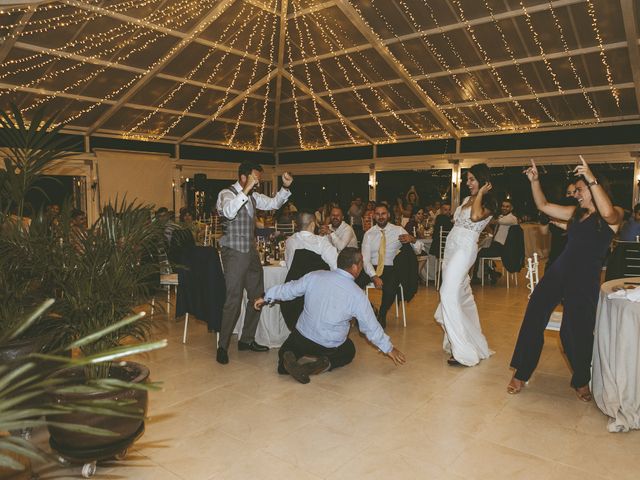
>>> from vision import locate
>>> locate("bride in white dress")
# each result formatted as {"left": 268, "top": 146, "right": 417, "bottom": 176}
{"left": 435, "top": 163, "right": 496, "bottom": 366}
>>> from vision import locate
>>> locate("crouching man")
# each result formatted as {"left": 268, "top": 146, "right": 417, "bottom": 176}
{"left": 254, "top": 247, "right": 406, "bottom": 384}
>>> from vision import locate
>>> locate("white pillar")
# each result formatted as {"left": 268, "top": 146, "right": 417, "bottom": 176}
{"left": 633, "top": 152, "right": 640, "bottom": 208}
{"left": 368, "top": 162, "right": 377, "bottom": 201}
{"left": 450, "top": 160, "right": 461, "bottom": 211}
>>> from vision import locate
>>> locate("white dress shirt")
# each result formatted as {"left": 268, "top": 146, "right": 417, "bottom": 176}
{"left": 264, "top": 269, "right": 393, "bottom": 353}
{"left": 361, "top": 223, "right": 421, "bottom": 278}
{"left": 327, "top": 221, "right": 358, "bottom": 252}
{"left": 216, "top": 181, "right": 291, "bottom": 219}
{"left": 285, "top": 231, "right": 338, "bottom": 271}
{"left": 494, "top": 213, "right": 518, "bottom": 245}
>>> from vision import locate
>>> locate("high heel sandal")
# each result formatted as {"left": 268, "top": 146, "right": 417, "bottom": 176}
{"left": 575, "top": 385, "right": 592, "bottom": 402}
{"left": 507, "top": 377, "right": 526, "bottom": 395}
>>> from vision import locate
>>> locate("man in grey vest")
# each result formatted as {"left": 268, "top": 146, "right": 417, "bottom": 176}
{"left": 215, "top": 160, "right": 293, "bottom": 364}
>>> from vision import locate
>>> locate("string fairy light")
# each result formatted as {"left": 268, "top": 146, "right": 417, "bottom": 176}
{"left": 585, "top": 0, "right": 620, "bottom": 108}
{"left": 296, "top": 8, "right": 362, "bottom": 144}
{"left": 226, "top": 3, "right": 272, "bottom": 146}
{"left": 290, "top": 0, "right": 331, "bottom": 146}
{"left": 546, "top": 1, "right": 601, "bottom": 122}
{"left": 309, "top": 8, "right": 395, "bottom": 141}
{"left": 478, "top": 0, "right": 560, "bottom": 126}
{"left": 254, "top": 0, "right": 279, "bottom": 150}
{"left": 380, "top": 0, "right": 498, "bottom": 131}
{"left": 411, "top": 0, "right": 511, "bottom": 130}
{"left": 320, "top": 3, "right": 440, "bottom": 135}
{"left": 124, "top": 1, "right": 254, "bottom": 138}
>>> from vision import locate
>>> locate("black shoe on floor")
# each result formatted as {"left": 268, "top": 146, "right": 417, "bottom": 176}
{"left": 238, "top": 340, "right": 269, "bottom": 352}
{"left": 282, "top": 351, "right": 310, "bottom": 384}
{"left": 299, "top": 356, "right": 331, "bottom": 376}
{"left": 216, "top": 347, "right": 229, "bottom": 365}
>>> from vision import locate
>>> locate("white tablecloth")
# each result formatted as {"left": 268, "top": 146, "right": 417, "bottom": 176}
{"left": 234, "top": 263, "right": 290, "bottom": 348}
{"left": 521, "top": 223, "right": 550, "bottom": 258}
{"left": 592, "top": 277, "right": 640, "bottom": 432}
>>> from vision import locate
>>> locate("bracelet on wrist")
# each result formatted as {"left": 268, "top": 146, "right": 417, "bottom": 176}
{"left": 587, "top": 179, "right": 599, "bottom": 187}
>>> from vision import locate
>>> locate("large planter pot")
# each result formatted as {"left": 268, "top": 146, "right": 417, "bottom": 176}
{"left": 46, "top": 361, "right": 149, "bottom": 457}
{"left": 0, "top": 336, "right": 46, "bottom": 364}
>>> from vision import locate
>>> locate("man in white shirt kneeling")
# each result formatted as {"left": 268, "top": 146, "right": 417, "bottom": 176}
{"left": 254, "top": 248, "right": 406, "bottom": 384}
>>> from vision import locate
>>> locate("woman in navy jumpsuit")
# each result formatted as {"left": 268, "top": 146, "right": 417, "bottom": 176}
{"left": 508, "top": 157, "right": 623, "bottom": 401}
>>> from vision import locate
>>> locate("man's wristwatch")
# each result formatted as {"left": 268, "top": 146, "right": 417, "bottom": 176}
{"left": 587, "top": 179, "right": 599, "bottom": 187}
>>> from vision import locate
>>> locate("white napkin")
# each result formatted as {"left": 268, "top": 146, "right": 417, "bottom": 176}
{"left": 607, "top": 286, "right": 640, "bottom": 302}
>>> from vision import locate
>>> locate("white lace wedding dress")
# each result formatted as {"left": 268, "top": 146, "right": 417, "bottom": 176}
{"left": 434, "top": 197, "right": 493, "bottom": 366}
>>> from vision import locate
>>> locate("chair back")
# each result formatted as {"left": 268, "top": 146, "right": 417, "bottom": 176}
{"left": 439, "top": 229, "right": 450, "bottom": 259}
{"left": 525, "top": 253, "right": 540, "bottom": 298}
{"left": 275, "top": 221, "right": 296, "bottom": 235}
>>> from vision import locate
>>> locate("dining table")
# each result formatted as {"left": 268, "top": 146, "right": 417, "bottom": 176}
{"left": 592, "top": 277, "right": 640, "bottom": 432}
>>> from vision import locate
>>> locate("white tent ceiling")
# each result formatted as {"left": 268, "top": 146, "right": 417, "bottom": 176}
{"left": 0, "top": 0, "right": 639, "bottom": 153}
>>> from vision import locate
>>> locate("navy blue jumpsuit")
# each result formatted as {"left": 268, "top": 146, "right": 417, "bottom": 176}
{"left": 510, "top": 214, "right": 614, "bottom": 388}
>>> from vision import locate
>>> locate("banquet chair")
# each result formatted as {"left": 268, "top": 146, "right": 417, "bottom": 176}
{"left": 435, "top": 229, "right": 450, "bottom": 291}
{"left": 151, "top": 273, "right": 179, "bottom": 317}
{"left": 526, "top": 254, "right": 561, "bottom": 331}
{"left": 275, "top": 221, "right": 295, "bottom": 235}
{"left": 479, "top": 257, "right": 519, "bottom": 288}
{"left": 365, "top": 283, "right": 406, "bottom": 327}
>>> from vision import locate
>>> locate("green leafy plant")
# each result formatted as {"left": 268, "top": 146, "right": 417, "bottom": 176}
{"left": 0, "top": 104, "right": 79, "bottom": 218}
{"left": 0, "top": 300, "right": 167, "bottom": 472}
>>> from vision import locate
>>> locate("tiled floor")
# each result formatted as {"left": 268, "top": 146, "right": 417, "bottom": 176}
{"left": 34, "top": 274, "right": 640, "bottom": 479}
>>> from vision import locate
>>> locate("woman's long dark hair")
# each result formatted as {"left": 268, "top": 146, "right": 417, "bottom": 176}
{"left": 468, "top": 163, "right": 497, "bottom": 214}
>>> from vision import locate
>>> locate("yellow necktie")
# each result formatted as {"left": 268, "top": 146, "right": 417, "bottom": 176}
{"left": 376, "top": 229, "right": 386, "bottom": 276}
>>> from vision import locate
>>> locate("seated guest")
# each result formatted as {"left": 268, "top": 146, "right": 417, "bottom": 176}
{"left": 428, "top": 204, "right": 454, "bottom": 257}
{"left": 472, "top": 199, "right": 518, "bottom": 284}
{"left": 404, "top": 208, "right": 427, "bottom": 238}
{"left": 277, "top": 203, "right": 294, "bottom": 224}
{"left": 362, "top": 203, "right": 421, "bottom": 327}
{"left": 619, "top": 203, "right": 640, "bottom": 242}
{"left": 320, "top": 207, "right": 358, "bottom": 252}
{"left": 285, "top": 211, "right": 337, "bottom": 271}
{"left": 254, "top": 248, "right": 406, "bottom": 384}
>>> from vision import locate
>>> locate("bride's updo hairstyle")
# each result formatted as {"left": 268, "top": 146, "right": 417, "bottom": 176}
{"left": 468, "top": 163, "right": 497, "bottom": 214}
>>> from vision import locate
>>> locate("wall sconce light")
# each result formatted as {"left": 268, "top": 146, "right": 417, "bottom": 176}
{"left": 368, "top": 179, "right": 378, "bottom": 188}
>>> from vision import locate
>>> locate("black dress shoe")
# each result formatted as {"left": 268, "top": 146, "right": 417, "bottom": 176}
{"left": 282, "top": 351, "right": 310, "bottom": 384}
{"left": 216, "top": 347, "right": 229, "bottom": 365}
{"left": 238, "top": 340, "right": 269, "bottom": 352}
{"left": 299, "top": 356, "right": 331, "bottom": 376}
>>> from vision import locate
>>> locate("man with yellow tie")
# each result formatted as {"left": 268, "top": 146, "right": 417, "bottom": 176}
{"left": 361, "top": 203, "right": 421, "bottom": 327}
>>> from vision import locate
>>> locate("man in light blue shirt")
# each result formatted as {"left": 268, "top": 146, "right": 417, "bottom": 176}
{"left": 254, "top": 248, "right": 406, "bottom": 384}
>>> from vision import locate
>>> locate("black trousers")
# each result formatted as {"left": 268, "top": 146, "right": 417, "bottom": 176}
{"left": 372, "top": 265, "right": 399, "bottom": 323}
{"left": 278, "top": 329, "right": 356, "bottom": 373}
{"left": 472, "top": 241, "right": 504, "bottom": 279}
{"left": 510, "top": 266, "right": 599, "bottom": 388}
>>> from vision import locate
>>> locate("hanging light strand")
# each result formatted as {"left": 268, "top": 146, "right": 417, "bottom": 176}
{"left": 255, "top": 0, "right": 279, "bottom": 150}
{"left": 413, "top": 0, "right": 510, "bottom": 129}
{"left": 227, "top": 5, "right": 271, "bottom": 145}
{"left": 546, "top": 1, "right": 601, "bottom": 122}
{"left": 450, "top": 0, "right": 538, "bottom": 126}
{"left": 311, "top": 10, "right": 394, "bottom": 140}
{"left": 585, "top": 0, "right": 620, "bottom": 108}
{"left": 296, "top": 2, "right": 359, "bottom": 144}
{"left": 124, "top": 2, "right": 253, "bottom": 137}
{"left": 290, "top": 0, "right": 330, "bottom": 146}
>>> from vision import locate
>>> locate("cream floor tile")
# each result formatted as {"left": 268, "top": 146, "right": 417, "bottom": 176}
{"left": 449, "top": 440, "right": 559, "bottom": 480}
{"left": 263, "top": 423, "right": 370, "bottom": 478}
{"left": 331, "top": 443, "right": 464, "bottom": 480}
{"left": 207, "top": 450, "right": 322, "bottom": 480}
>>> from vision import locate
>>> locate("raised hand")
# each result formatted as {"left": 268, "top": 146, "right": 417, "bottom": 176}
{"left": 244, "top": 173, "right": 259, "bottom": 194}
{"left": 282, "top": 171, "right": 293, "bottom": 187}
{"left": 524, "top": 159, "right": 539, "bottom": 182}
{"left": 478, "top": 181, "right": 492, "bottom": 195}
{"left": 573, "top": 155, "right": 596, "bottom": 183}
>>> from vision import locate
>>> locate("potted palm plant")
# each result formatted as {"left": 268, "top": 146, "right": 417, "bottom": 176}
{"left": 1, "top": 105, "right": 168, "bottom": 474}
{"left": 0, "top": 301, "right": 166, "bottom": 478}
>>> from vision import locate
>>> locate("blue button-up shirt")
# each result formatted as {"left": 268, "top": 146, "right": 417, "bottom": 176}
{"left": 264, "top": 269, "right": 393, "bottom": 353}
